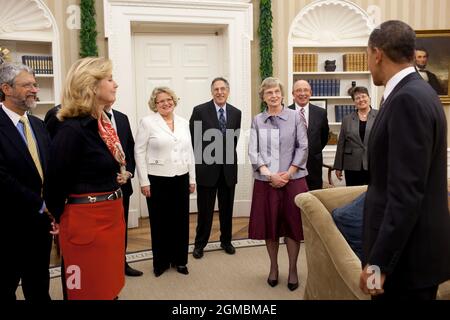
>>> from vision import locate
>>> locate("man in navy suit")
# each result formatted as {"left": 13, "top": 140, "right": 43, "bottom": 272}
{"left": 104, "top": 105, "right": 143, "bottom": 277}
{"left": 360, "top": 20, "right": 450, "bottom": 300}
{"left": 289, "top": 79, "right": 329, "bottom": 190}
{"left": 189, "top": 77, "right": 241, "bottom": 259}
{"left": 0, "top": 63, "right": 54, "bottom": 300}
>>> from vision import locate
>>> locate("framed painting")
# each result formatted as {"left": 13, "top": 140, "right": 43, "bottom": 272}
{"left": 415, "top": 30, "right": 450, "bottom": 104}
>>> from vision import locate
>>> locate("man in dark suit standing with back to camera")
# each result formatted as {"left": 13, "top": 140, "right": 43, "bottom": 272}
{"left": 360, "top": 20, "right": 450, "bottom": 300}
{"left": 104, "top": 104, "right": 143, "bottom": 277}
{"left": 289, "top": 79, "right": 329, "bottom": 190}
{"left": 0, "top": 62, "right": 56, "bottom": 300}
{"left": 190, "top": 77, "right": 241, "bottom": 259}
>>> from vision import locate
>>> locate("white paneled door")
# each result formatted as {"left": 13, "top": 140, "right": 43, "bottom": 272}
{"left": 133, "top": 32, "right": 222, "bottom": 216}
{"left": 134, "top": 33, "right": 221, "bottom": 120}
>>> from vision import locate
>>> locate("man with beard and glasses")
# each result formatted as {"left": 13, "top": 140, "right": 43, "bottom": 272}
{"left": 0, "top": 62, "right": 57, "bottom": 300}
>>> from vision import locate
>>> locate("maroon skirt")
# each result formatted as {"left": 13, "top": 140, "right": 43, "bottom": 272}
{"left": 248, "top": 178, "right": 308, "bottom": 242}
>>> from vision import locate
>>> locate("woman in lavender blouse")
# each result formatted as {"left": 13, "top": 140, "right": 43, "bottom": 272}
{"left": 248, "top": 77, "right": 309, "bottom": 291}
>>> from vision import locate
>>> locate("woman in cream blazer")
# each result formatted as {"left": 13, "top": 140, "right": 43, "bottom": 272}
{"left": 333, "top": 86, "right": 378, "bottom": 186}
{"left": 135, "top": 86, "right": 195, "bottom": 277}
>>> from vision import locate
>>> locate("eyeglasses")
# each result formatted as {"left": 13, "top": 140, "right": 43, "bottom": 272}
{"left": 156, "top": 98, "right": 174, "bottom": 105}
{"left": 354, "top": 94, "right": 369, "bottom": 101}
{"left": 14, "top": 82, "right": 40, "bottom": 90}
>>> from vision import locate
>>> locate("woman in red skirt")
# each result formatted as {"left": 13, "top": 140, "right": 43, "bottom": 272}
{"left": 45, "top": 57, "right": 131, "bottom": 299}
{"left": 248, "top": 77, "right": 309, "bottom": 291}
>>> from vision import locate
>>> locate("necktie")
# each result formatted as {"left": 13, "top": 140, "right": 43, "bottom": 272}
{"left": 19, "top": 116, "right": 43, "bottom": 181}
{"left": 379, "top": 96, "right": 385, "bottom": 109}
{"left": 300, "top": 107, "right": 308, "bottom": 129}
{"left": 218, "top": 108, "right": 226, "bottom": 135}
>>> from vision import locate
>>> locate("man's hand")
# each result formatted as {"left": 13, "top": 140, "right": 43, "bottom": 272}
{"left": 50, "top": 220, "right": 60, "bottom": 235}
{"left": 359, "top": 264, "right": 386, "bottom": 296}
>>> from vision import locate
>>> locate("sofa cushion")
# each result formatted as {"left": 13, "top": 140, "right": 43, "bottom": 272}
{"left": 331, "top": 192, "right": 365, "bottom": 260}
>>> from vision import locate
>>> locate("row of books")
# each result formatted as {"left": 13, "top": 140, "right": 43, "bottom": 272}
{"left": 335, "top": 105, "right": 356, "bottom": 122}
{"left": 293, "top": 53, "right": 318, "bottom": 72}
{"left": 343, "top": 52, "right": 368, "bottom": 71}
{"left": 21, "top": 55, "right": 53, "bottom": 75}
{"left": 306, "top": 79, "right": 341, "bottom": 96}
{"left": 293, "top": 52, "right": 368, "bottom": 72}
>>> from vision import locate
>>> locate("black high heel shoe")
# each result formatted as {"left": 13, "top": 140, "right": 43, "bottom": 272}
{"left": 267, "top": 271, "right": 278, "bottom": 287}
{"left": 287, "top": 282, "right": 299, "bottom": 291}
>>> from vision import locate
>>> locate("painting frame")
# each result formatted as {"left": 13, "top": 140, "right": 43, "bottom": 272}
{"left": 310, "top": 99, "right": 327, "bottom": 110}
{"left": 415, "top": 29, "right": 450, "bottom": 104}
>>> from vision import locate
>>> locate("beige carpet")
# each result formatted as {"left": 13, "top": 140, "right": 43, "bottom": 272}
{"left": 19, "top": 243, "right": 307, "bottom": 300}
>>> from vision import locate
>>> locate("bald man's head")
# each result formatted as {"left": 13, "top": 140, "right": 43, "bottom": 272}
{"left": 292, "top": 80, "right": 312, "bottom": 107}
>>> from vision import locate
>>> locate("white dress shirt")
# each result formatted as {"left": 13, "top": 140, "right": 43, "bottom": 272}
{"left": 134, "top": 112, "right": 196, "bottom": 187}
{"left": 383, "top": 66, "right": 416, "bottom": 101}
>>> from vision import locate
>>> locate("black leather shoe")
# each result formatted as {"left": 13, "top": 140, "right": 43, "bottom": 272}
{"left": 193, "top": 247, "right": 204, "bottom": 259}
{"left": 287, "top": 282, "right": 299, "bottom": 291}
{"left": 220, "top": 243, "right": 236, "bottom": 255}
{"left": 176, "top": 266, "right": 189, "bottom": 275}
{"left": 154, "top": 266, "right": 169, "bottom": 277}
{"left": 125, "top": 263, "right": 143, "bottom": 277}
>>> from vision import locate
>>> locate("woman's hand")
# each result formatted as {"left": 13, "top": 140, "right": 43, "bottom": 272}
{"left": 189, "top": 184, "right": 196, "bottom": 193}
{"left": 117, "top": 171, "right": 132, "bottom": 185}
{"left": 335, "top": 170, "right": 343, "bottom": 181}
{"left": 141, "top": 185, "right": 151, "bottom": 197}
{"left": 269, "top": 173, "right": 289, "bottom": 188}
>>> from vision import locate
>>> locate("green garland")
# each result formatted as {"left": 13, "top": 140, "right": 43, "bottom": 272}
{"left": 80, "top": 0, "right": 98, "bottom": 57}
{"left": 259, "top": 0, "right": 273, "bottom": 111}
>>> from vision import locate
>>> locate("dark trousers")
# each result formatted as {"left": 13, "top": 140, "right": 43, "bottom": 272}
{"left": 2, "top": 227, "right": 52, "bottom": 300}
{"left": 345, "top": 169, "right": 369, "bottom": 186}
{"left": 146, "top": 174, "right": 190, "bottom": 270}
{"left": 306, "top": 175, "right": 322, "bottom": 191}
{"left": 195, "top": 172, "right": 235, "bottom": 248}
{"left": 373, "top": 285, "right": 438, "bottom": 300}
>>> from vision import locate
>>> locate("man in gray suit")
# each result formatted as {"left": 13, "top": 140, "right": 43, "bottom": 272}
{"left": 289, "top": 79, "right": 329, "bottom": 190}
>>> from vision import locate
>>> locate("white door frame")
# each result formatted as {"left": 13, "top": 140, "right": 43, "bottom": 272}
{"left": 103, "top": 0, "right": 254, "bottom": 227}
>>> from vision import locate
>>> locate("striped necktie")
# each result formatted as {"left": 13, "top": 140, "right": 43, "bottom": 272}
{"left": 218, "top": 108, "right": 226, "bottom": 135}
{"left": 19, "top": 116, "right": 43, "bottom": 181}
{"left": 300, "top": 107, "right": 308, "bottom": 129}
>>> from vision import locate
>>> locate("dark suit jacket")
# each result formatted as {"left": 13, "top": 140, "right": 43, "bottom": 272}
{"left": 112, "top": 109, "right": 135, "bottom": 197}
{"left": 288, "top": 103, "right": 329, "bottom": 190}
{"left": 363, "top": 72, "right": 450, "bottom": 289}
{"left": 189, "top": 100, "right": 241, "bottom": 187}
{"left": 0, "top": 106, "right": 51, "bottom": 239}
{"left": 416, "top": 67, "right": 445, "bottom": 95}
{"left": 425, "top": 70, "right": 445, "bottom": 95}
{"left": 333, "top": 108, "right": 378, "bottom": 171}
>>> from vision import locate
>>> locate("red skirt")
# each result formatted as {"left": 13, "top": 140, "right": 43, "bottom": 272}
{"left": 59, "top": 192, "right": 125, "bottom": 300}
{"left": 248, "top": 178, "right": 308, "bottom": 242}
